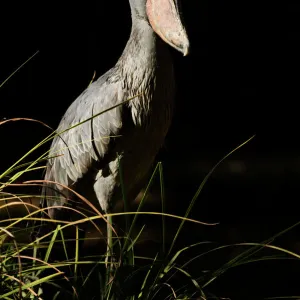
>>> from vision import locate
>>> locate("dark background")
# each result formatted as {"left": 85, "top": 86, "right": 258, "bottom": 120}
{"left": 1, "top": 1, "right": 300, "bottom": 298}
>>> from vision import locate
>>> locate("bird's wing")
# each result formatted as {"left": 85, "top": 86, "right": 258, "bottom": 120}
{"left": 43, "top": 72, "right": 126, "bottom": 217}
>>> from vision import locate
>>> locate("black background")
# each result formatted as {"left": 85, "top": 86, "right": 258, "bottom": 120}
{"left": 1, "top": 1, "right": 300, "bottom": 298}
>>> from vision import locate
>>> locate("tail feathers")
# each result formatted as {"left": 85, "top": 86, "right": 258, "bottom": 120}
{"left": 42, "top": 165, "right": 72, "bottom": 219}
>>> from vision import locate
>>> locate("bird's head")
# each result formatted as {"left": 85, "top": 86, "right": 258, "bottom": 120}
{"left": 129, "top": 0, "right": 190, "bottom": 56}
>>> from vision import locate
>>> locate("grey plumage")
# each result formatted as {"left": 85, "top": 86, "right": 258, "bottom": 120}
{"left": 43, "top": 0, "right": 189, "bottom": 219}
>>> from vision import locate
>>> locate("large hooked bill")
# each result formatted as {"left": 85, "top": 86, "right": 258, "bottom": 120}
{"left": 146, "top": 0, "right": 190, "bottom": 56}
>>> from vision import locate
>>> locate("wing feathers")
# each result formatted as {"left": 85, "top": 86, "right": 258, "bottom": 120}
{"left": 44, "top": 76, "right": 125, "bottom": 212}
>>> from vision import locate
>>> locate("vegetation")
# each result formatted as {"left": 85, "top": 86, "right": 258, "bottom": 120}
{"left": 1, "top": 54, "right": 300, "bottom": 300}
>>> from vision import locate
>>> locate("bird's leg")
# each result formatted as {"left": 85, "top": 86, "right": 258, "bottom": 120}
{"left": 105, "top": 213, "right": 117, "bottom": 295}
{"left": 105, "top": 215, "right": 113, "bottom": 269}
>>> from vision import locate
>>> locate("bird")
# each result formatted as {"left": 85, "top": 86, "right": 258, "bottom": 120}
{"left": 41, "top": 0, "right": 189, "bottom": 262}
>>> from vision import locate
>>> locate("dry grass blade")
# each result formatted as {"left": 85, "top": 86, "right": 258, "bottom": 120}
{"left": 0, "top": 227, "right": 15, "bottom": 239}
{"left": 23, "top": 179, "right": 117, "bottom": 253}
{"left": 25, "top": 181, "right": 107, "bottom": 222}
{"left": 0, "top": 191, "right": 33, "bottom": 216}
{"left": 0, "top": 117, "right": 53, "bottom": 130}
{"left": 235, "top": 243, "right": 300, "bottom": 259}
{"left": 109, "top": 211, "right": 218, "bottom": 226}
{"left": 160, "top": 282, "right": 177, "bottom": 299}
{"left": 0, "top": 204, "right": 106, "bottom": 266}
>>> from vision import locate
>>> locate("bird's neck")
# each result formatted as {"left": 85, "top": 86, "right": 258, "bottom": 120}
{"left": 116, "top": 19, "right": 168, "bottom": 79}
{"left": 115, "top": 19, "right": 173, "bottom": 126}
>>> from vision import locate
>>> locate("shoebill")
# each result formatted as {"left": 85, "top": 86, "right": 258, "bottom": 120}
{"left": 42, "top": 0, "right": 189, "bottom": 264}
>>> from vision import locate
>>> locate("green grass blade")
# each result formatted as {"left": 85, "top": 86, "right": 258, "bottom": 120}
{"left": 43, "top": 225, "right": 60, "bottom": 263}
{"left": 122, "top": 163, "right": 160, "bottom": 252}
{"left": 138, "top": 253, "right": 159, "bottom": 299}
{"left": 52, "top": 291, "right": 61, "bottom": 300}
{"left": 74, "top": 225, "right": 79, "bottom": 283}
{"left": 0, "top": 272, "right": 63, "bottom": 299}
{"left": 168, "top": 135, "right": 256, "bottom": 256}
{"left": 36, "top": 225, "right": 61, "bottom": 277}
{"left": 162, "top": 242, "right": 212, "bottom": 279}
{"left": 127, "top": 225, "right": 145, "bottom": 253}
{"left": 173, "top": 266, "right": 204, "bottom": 294}
{"left": 0, "top": 51, "right": 39, "bottom": 89}
{"left": 0, "top": 94, "right": 141, "bottom": 185}
{"left": 158, "top": 162, "right": 166, "bottom": 256}
{"left": 59, "top": 228, "right": 70, "bottom": 265}
{"left": 201, "top": 221, "right": 300, "bottom": 288}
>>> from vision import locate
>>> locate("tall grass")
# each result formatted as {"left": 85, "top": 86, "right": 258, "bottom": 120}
{"left": 1, "top": 54, "right": 300, "bottom": 300}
